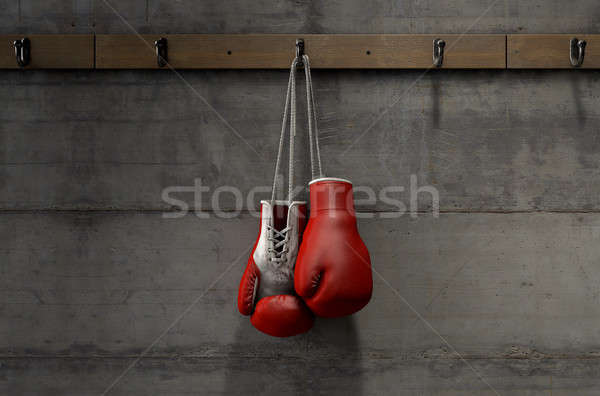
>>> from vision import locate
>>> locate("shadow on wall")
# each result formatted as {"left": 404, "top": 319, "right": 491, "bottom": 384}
{"left": 431, "top": 73, "right": 441, "bottom": 130}
{"left": 304, "top": 316, "right": 364, "bottom": 395}
{"left": 223, "top": 316, "right": 363, "bottom": 395}
{"left": 570, "top": 72, "right": 586, "bottom": 128}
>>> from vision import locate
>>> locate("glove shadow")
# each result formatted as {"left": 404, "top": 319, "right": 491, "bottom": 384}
{"left": 305, "top": 316, "right": 364, "bottom": 395}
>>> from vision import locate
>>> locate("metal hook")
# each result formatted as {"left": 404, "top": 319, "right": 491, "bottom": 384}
{"left": 13, "top": 37, "right": 30, "bottom": 68}
{"left": 570, "top": 38, "right": 586, "bottom": 67}
{"left": 154, "top": 37, "right": 168, "bottom": 68}
{"left": 433, "top": 38, "right": 445, "bottom": 68}
{"left": 296, "top": 38, "right": 304, "bottom": 67}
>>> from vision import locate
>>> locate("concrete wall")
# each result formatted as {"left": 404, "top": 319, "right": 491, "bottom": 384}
{"left": 2, "top": 1, "right": 600, "bottom": 395}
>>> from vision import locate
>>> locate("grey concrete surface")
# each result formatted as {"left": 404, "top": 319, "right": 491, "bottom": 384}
{"left": 4, "top": 355, "right": 600, "bottom": 395}
{"left": 2, "top": 70, "right": 600, "bottom": 211}
{"left": 2, "top": 1, "right": 600, "bottom": 395}
{"left": 2, "top": 1, "right": 600, "bottom": 34}
{"left": 2, "top": 212, "right": 600, "bottom": 395}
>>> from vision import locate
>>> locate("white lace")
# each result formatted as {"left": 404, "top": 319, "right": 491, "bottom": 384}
{"left": 270, "top": 55, "right": 325, "bottom": 202}
{"left": 267, "top": 225, "right": 291, "bottom": 264}
{"left": 265, "top": 56, "right": 324, "bottom": 266}
{"left": 302, "top": 55, "right": 323, "bottom": 179}
{"left": 271, "top": 59, "right": 298, "bottom": 203}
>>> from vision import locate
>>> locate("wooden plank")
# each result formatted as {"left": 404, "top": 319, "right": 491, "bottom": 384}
{"left": 0, "top": 35, "right": 94, "bottom": 69}
{"left": 508, "top": 34, "right": 600, "bottom": 68}
{"left": 96, "top": 34, "right": 506, "bottom": 69}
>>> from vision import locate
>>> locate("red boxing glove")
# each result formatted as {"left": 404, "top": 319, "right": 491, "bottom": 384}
{"left": 238, "top": 200, "right": 314, "bottom": 337}
{"left": 295, "top": 178, "right": 373, "bottom": 317}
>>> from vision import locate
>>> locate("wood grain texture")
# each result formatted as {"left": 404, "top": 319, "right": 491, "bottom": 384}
{"left": 508, "top": 34, "right": 600, "bottom": 68}
{"left": 96, "top": 34, "right": 506, "bottom": 69}
{"left": 0, "top": 35, "right": 94, "bottom": 69}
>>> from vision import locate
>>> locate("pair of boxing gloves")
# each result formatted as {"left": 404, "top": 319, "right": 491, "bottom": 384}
{"left": 237, "top": 177, "right": 373, "bottom": 337}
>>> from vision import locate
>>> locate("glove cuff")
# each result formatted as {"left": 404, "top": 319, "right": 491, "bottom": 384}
{"left": 309, "top": 178, "right": 355, "bottom": 214}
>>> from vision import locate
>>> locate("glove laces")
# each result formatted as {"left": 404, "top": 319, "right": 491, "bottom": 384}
{"left": 271, "top": 55, "right": 324, "bottom": 204}
{"left": 267, "top": 225, "right": 291, "bottom": 264}
{"left": 302, "top": 54, "right": 323, "bottom": 180}
{"left": 267, "top": 55, "right": 324, "bottom": 265}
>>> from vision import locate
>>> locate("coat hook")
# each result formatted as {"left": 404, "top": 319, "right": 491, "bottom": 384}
{"left": 570, "top": 38, "right": 586, "bottom": 67}
{"left": 154, "top": 37, "right": 168, "bottom": 68}
{"left": 13, "top": 37, "right": 30, "bottom": 68}
{"left": 296, "top": 38, "right": 304, "bottom": 67}
{"left": 433, "top": 39, "right": 445, "bottom": 68}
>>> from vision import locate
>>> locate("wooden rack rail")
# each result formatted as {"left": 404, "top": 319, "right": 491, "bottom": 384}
{"left": 0, "top": 34, "right": 599, "bottom": 69}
